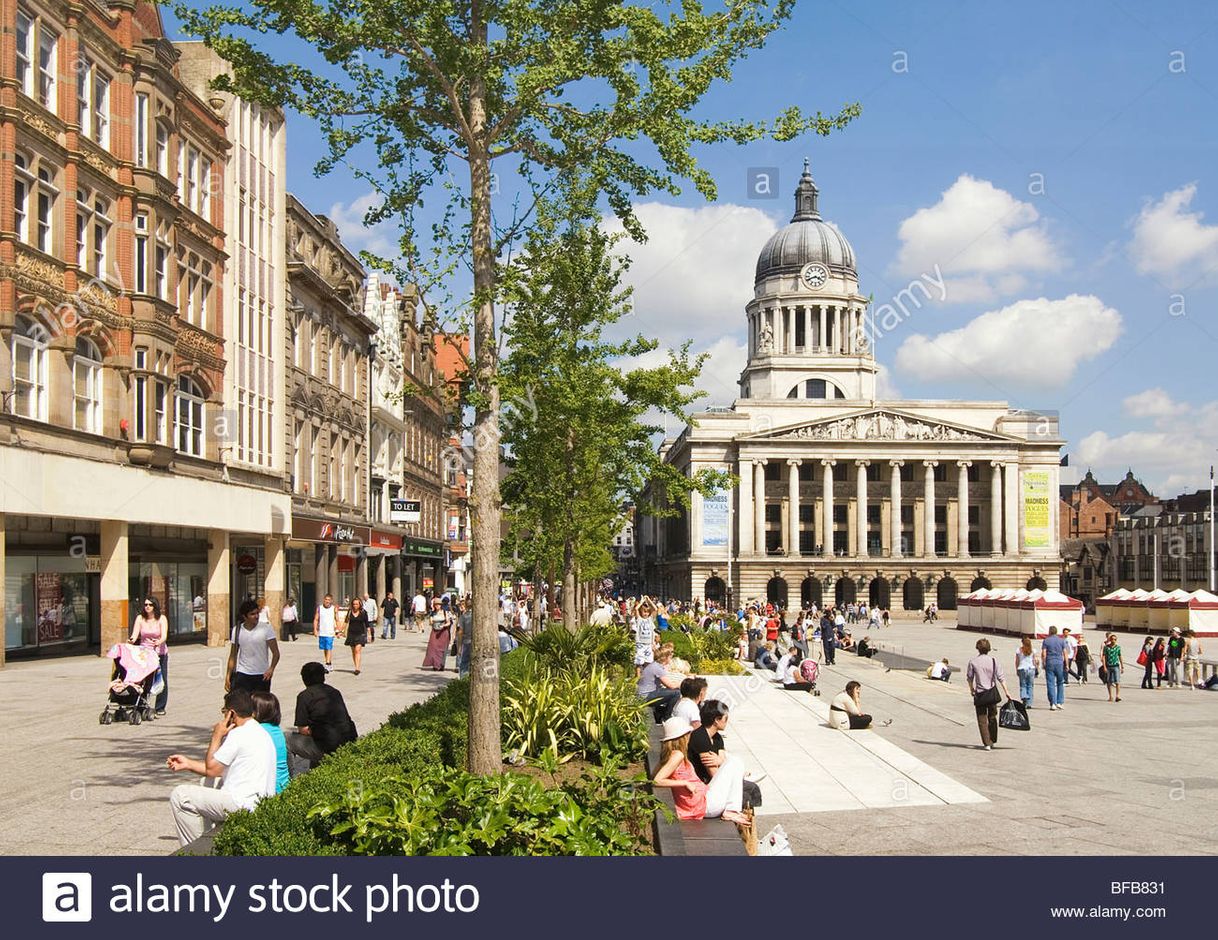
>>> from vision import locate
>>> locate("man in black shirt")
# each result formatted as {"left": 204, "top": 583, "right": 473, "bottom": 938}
{"left": 687, "top": 699, "right": 762, "bottom": 808}
{"left": 286, "top": 662, "right": 357, "bottom": 775}
{"left": 380, "top": 592, "right": 401, "bottom": 640}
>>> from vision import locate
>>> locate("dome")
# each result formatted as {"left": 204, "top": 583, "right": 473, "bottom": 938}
{"left": 755, "top": 160, "right": 857, "bottom": 284}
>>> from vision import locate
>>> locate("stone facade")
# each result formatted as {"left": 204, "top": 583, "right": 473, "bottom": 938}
{"left": 0, "top": 1, "right": 291, "bottom": 663}
{"left": 638, "top": 164, "right": 1064, "bottom": 611}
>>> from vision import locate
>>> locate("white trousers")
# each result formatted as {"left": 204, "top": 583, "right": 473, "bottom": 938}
{"left": 705, "top": 754, "right": 745, "bottom": 818}
{"left": 170, "top": 783, "right": 240, "bottom": 847}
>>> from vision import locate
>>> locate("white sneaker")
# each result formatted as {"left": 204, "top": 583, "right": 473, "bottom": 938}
{"left": 982, "top": 745, "right": 993, "bottom": 750}
{"left": 1056, "top": 703, "right": 1064, "bottom": 710}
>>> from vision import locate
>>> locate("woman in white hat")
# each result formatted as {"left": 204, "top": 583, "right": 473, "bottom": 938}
{"left": 652, "top": 715, "right": 747, "bottom": 823}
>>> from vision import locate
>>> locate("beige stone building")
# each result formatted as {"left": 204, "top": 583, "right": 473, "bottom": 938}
{"left": 639, "top": 164, "right": 1064, "bottom": 611}
{"left": 0, "top": 2, "right": 290, "bottom": 663}
{"left": 281, "top": 194, "right": 375, "bottom": 615}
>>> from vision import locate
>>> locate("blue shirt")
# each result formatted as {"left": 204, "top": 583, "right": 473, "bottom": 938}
{"left": 1042, "top": 635, "right": 1068, "bottom": 666}
{"left": 260, "top": 722, "right": 290, "bottom": 793}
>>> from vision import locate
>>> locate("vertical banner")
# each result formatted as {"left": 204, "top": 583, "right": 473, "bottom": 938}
{"left": 1022, "top": 470, "right": 1051, "bottom": 549}
{"left": 702, "top": 490, "right": 729, "bottom": 548}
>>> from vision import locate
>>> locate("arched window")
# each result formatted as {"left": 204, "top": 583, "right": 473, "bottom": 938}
{"left": 970, "top": 576, "right": 992, "bottom": 592}
{"left": 175, "top": 375, "right": 205, "bottom": 456}
{"left": 868, "top": 577, "right": 891, "bottom": 610}
{"left": 704, "top": 577, "right": 726, "bottom": 604}
{"left": 73, "top": 337, "right": 103, "bottom": 433}
{"left": 1026, "top": 576, "right": 1048, "bottom": 591}
{"left": 834, "top": 577, "right": 856, "bottom": 606}
{"left": 11, "top": 316, "right": 48, "bottom": 420}
{"left": 801, "top": 576, "right": 823, "bottom": 609}
{"left": 937, "top": 577, "right": 958, "bottom": 611}
{"left": 903, "top": 577, "right": 924, "bottom": 611}
{"left": 786, "top": 378, "right": 847, "bottom": 400}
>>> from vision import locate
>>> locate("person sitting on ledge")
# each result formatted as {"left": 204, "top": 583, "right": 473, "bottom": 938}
{"left": 856, "top": 635, "right": 877, "bottom": 659}
{"left": 652, "top": 714, "right": 748, "bottom": 824}
{"left": 637, "top": 648, "right": 685, "bottom": 721}
{"left": 165, "top": 689, "right": 276, "bottom": 847}
{"left": 754, "top": 641, "right": 779, "bottom": 672}
{"left": 828, "top": 680, "right": 891, "bottom": 730}
{"left": 780, "top": 647, "right": 815, "bottom": 693}
{"left": 928, "top": 658, "right": 952, "bottom": 681}
{"left": 286, "top": 662, "right": 357, "bottom": 775}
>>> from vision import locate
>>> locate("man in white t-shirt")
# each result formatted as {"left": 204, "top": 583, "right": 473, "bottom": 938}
{"left": 671, "top": 676, "right": 707, "bottom": 728}
{"left": 314, "top": 593, "right": 337, "bottom": 672}
{"left": 166, "top": 689, "right": 276, "bottom": 846}
{"left": 412, "top": 592, "right": 427, "bottom": 632}
{"left": 589, "top": 600, "right": 614, "bottom": 627}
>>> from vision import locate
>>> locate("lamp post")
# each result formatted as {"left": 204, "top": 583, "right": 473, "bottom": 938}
{"left": 1210, "top": 464, "right": 1215, "bottom": 593}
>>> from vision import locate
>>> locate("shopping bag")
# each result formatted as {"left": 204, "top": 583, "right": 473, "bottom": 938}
{"left": 998, "top": 699, "right": 1031, "bottom": 731}
{"left": 758, "top": 824, "right": 793, "bottom": 856}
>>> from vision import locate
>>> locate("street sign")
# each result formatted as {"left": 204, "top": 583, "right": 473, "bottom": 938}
{"left": 390, "top": 498, "right": 422, "bottom": 524}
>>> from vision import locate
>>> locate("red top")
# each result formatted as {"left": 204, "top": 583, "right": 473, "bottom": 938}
{"left": 670, "top": 758, "right": 708, "bottom": 820}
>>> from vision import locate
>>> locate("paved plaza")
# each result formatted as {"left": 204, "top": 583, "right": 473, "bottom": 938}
{"left": 1, "top": 617, "right": 1215, "bottom": 856}
{"left": 0, "top": 630, "right": 451, "bottom": 855}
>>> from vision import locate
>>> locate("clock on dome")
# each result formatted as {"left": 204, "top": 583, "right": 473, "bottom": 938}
{"left": 800, "top": 262, "right": 829, "bottom": 290}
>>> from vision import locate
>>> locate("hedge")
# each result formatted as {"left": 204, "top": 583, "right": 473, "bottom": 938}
{"left": 212, "top": 652, "right": 529, "bottom": 856}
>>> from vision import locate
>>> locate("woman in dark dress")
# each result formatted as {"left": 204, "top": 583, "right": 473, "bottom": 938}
{"left": 341, "top": 596, "right": 373, "bottom": 675}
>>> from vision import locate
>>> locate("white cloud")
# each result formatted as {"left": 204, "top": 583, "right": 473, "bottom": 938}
{"left": 1128, "top": 184, "right": 1218, "bottom": 281}
{"left": 1076, "top": 394, "right": 1218, "bottom": 494}
{"left": 326, "top": 191, "right": 399, "bottom": 258}
{"left": 1122, "top": 388, "right": 1179, "bottom": 419}
{"left": 695, "top": 337, "right": 747, "bottom": 407}
{"left": 874, "top": 363, "right": 902, "bottom": 399}
{"left": 892, "top": 175, "right": 1061, "bottom": 303}
{"left": 604, "top": 202, "right": 778, "bottom": 347}
{"left": 893, "top": 294, "right": 1122, "bottom": 388}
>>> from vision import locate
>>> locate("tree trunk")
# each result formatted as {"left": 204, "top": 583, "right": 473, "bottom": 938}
{"left": 465, "top": 46, "right": 503, "bottom": 774}
{"left": 562, "top": 539, "right": 577, "bottom": 632}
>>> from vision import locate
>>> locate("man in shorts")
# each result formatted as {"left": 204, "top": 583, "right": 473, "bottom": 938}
{"left": 314, "top": 593, "right": 337, "bottom": 673}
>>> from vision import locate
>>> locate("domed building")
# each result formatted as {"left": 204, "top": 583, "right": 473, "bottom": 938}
{"left": 638, "top": 162, "right": 1065, "bottom": 612}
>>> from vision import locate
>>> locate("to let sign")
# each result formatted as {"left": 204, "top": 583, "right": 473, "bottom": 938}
{"left": 390, "top": 498, "right": 422, "bottom": 524}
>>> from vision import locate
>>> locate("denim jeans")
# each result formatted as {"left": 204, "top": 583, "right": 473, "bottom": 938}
{"left": 1018, "top": 668, "right": 1034, "bottom": 705}
{"left": 458, "top": 641, "right": 471, "bottom": 679}
{"left": 155, "top": 652, "right": 169, "bottom": 712}
{"left": 1045, "top": 662, "right": 1066, "bottom": 706}
{"left": 381, "top": 615, "right": 397, "bottom": 640}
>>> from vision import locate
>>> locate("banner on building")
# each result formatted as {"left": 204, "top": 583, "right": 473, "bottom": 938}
{"left": 1022, "top": 470, "right": 1051, "bottom": 550}
{"left": 702, "top": 490, "right": 730, "bottom": 548}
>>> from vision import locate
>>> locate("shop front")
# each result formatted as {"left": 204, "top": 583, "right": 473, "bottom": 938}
{"left": 127, "top": 526, "right": 211, "bottom": 643}
{"left": 403, "top": 536, "right": 444, "bottom": 599}
{"left": 287, "top": 517, "right": 372, "bottom": 622}
{"left": 3, "top": 522, "right": 100, "bottom": 658}
{"left": 368, "top": 529, "right": 404, "bottom": 602}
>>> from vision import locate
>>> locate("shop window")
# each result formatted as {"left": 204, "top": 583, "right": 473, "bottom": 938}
{"left": 4, "top": 555, "right": 91, "bottom": 653}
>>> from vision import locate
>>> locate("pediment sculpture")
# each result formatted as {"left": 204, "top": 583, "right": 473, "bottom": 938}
{"left": 781, "top": 411, "right": 990, "bottom": 442}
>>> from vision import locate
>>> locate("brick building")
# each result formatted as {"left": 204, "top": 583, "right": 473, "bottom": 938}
{"left": 0, "top": 1, "right": 291, "bottom": 663}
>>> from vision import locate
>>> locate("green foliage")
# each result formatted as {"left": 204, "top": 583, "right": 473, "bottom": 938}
{"left": 664, "top": 625, "right": 743, "bottom": 671}
{"left": 502, "top": 662, "right": 648, "bottom": 764}
{"left": 213, "top": 653, "right": 530, "bottom": 856}
{"left": 308, "top": 759, "right": 657, "bottom": 856}
{"left": 697, "top": 658, "right": 749, "bottom": 677}
{"left": 508, "top": 622, "right": 633, "bottom": 672}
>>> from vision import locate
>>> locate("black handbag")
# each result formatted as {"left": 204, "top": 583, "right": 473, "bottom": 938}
{"left": 999, "top": 699, "right": 1031, "bottom": 731}
{"left": 973, "top": 656, "right": 1002, "bottom": 707}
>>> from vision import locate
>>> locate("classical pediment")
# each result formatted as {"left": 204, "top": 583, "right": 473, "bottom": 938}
{"left": 743, "top": 409, "right": 1018, "bottom": 444}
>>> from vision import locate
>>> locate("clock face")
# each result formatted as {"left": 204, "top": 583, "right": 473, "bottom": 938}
{"left": 801, "top": 262, "right": 829, "bottom": 289}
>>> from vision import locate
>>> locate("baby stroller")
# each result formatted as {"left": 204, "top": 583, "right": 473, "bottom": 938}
{"left": 100, "top": 643, "right": 162, "bottom": 725}
{"left": 799, "top": 658, "right": 821, "bottom": 696}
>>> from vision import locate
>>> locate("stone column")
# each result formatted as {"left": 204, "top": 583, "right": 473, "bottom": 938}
{"left": 328, "top": 544, "right": 339, "bottom": 598}
{"left": 856, "top": 460, "right": 870, "bottom": 558}
{"left": 803, "top": 307, "right": 813, "bottom": 352}
{"left": 890, "top": 461, "right": 903, "bottom": 558}
{"left": 0, "top": 514, "right": 6, "bottom": 667}
{"left": 846, "top": 308, "right": 856, "bottom": 354}
{"left": 737, "top": 456, "right": 754, "bottom": 555}
{"left": 821, "top": 460, "right": 836, "bottom": 557}
{"left": 754, "top": 458, "right": 767, "bottom": 556}
{"left": 690, "top": 485, "right": 704, "bottom": 554}
{"left": 923, "top": 461, "right": 937, "bottom": 557}
{"left": 819, "top": 305, "right": 827, "bottom": 352}
{"left": 957, "top": 461, "right": 971, "bottom": 559}
{"left": 990, "top": 461, "right": 1003, "bottom": 556}
{"left": 375, "top": 554, "right": 388, "bottom": 599}
{"left": 787, "top": 459, "right": 800, "bottom": 557}
{"left": 314, "top": 543, "right": 328, "bottom": 602}
{"left": 100, "top": 521, "right": 130, "bottom": 652}
{"left": 206, "top": 529, "right": 229, "bottom": 648}
{"left": 391, "top": 557, "right": 403, "bottom": 599}
{"left": 785, "top": 306, "right": 795, "bottom": 353}
{"left": 264, "top": 535, "right": 285, "bottom": 625}
{"left": 356, "top": 551, "right": 368, "bottom": 599}
{"left": 1004, "top": 463, "right": 1019, "bottom": 557}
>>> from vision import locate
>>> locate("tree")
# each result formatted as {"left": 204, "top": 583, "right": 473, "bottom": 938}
{"left": 176, "top": 0, "right": 859, "bottom": 773}
{"left": 499, "top": 189, "right": 725, "bottom": 626}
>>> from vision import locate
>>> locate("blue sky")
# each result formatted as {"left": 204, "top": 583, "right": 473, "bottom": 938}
{"left": 165, "top": 0, "right": 1218, "bottom": 495}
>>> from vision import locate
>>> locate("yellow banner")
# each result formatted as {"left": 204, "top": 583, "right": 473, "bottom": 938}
{"left": 1022, "top": 470, "right": 1051, "bottom": 550}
